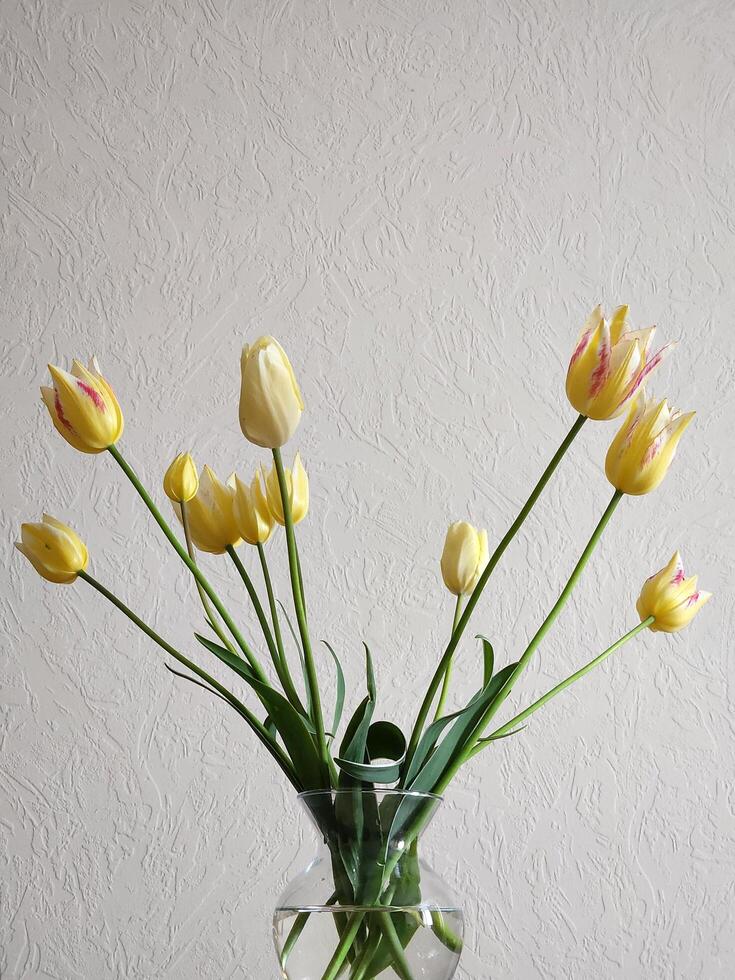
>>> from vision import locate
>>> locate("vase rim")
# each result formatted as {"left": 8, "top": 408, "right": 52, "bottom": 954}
{"left": 297, "top": 788, "right": 443, "bottom": 802}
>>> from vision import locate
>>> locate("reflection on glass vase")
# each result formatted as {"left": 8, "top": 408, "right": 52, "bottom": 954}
{"left": 273, "top": 790, "right": 463, "bottom": 980}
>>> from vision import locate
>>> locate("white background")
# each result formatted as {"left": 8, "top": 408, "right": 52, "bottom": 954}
{"left": 1, "top": 1, "right": 733, "bottom": 977}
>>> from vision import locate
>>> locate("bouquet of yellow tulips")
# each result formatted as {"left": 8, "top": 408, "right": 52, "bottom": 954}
{"left": 16, "top": 309, "right": 710, "bottom": 980}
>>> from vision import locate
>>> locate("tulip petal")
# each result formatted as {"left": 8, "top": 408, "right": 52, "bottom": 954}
{"left": 41, "top": 386, "right": 99, "bottom": 453}
{"left": 609, "top": 304, "right": 629, "bottom": 344}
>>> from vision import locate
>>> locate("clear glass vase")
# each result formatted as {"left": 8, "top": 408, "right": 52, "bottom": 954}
{"left": 273, "top": 789, "right": 463, "bottom": 980}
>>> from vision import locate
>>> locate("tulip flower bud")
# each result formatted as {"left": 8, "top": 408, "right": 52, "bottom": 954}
{"left": 605, "top": 394, "right": 695, "bottom": 495}
{"left": 41, "top": 357, "right": 124, "bottom": 453}
{"left": 440, "top": 521, "right": 489, "bottom": 596}
{"left": 636, "top": 552, "right": 711, "bottom": 633}
{"left": 239, "top": 337, "right": 304, "bottom": 448}
{"left": 233, "top": 470, "right": 274, "bottom": 545}
{"left": 172, "top": 465, "right": 241, "bottom": 554}
{"left": 566, "top": 305, "right": 673, "bottom": 420}
{"left": 163, "top": 453, "right": 199, "bottom": 503}
{"left": 264, "top": 453, "right": 309, "bottom": 525}
{"left": 15, "top": 514, "right": 89, "bottom": 584}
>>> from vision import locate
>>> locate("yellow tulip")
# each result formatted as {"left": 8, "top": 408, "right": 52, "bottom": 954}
{"left": 636, "top": 552, "right": 711, "bottom": 633}
{"left": 163, "top": 452, "right": 199, "bottom": 503}
{"left": 15, "top": 514, "right": 89, "bottom": 584}
{"left": 440, "top": 522, "right": 489, "bottom": 596}
{"left": 239, "top": 336, "right": 304, "bottom": 448}
{"left": 605, "top": 394, "right": 695, "bottom": 495}
{"left": 173, "top": 465, "right": 241, "bottom": 553}
{"left": 233, "top": 470, "right": 274, "bottom": 545}
{"left": 41, "top": 357, "right": 124, "bottom": 453}
{"left": 566, "top": 305, "right": 672, "bottom": 420}
{"left": 264, "top": 453, "right": 309, "bottom": 525}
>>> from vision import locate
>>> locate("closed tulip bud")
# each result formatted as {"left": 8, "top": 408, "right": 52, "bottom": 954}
{"left": 264, "top": 453, "right": 309, "bottom": 525}
{"left": 173, "top": 465, "right": 241, "bottom": 554}
{"left": 566, "top": 305, "right": 673, "bottom": 420}
{"left": 440, "top": 521, "right": 489, "bottom": 596}
{"left": 15, "top": 515, "right": 89, "bottom": 584}
{"left": 605, "top": 394, "right": 695, "bottom": 495}
{"left": 239, "top": 337, "right": 304, "bottom": 448}
{"left": 233, "top": 470, "right": 274, "bottom": 545}
{"left": 163, "top": 452, "right": 199, "bottom": 503}
{"left": 636, "top": 552, "right": 711, "bottom": 633}
{"left": 41, "top": 357, "right": 124, "bottom": 453}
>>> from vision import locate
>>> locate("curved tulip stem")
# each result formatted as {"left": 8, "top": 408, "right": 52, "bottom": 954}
{"left": 107, "top": 445, "right": 268, "bottom": 683}
{"left": 227, "top": 545, "right": 306, "bottom": 714}
{"left": 77, "top": 570, "right": 300, "bottom": 789}
{"left": 440, "top": 488, "right": 624, "bottom": 785}
{"left": 432, "top": 595, "right": 464, "bottom": 722}
{"left": 272, "top": 447, "right": 330, "bottom": 781}
{"left": 180, "top": 503, "right": 238, "bottom": 657}
{"left": 404, "top": 413, "right": 587, "bottom": 774}
{"left": 469, "top": 617, "right": 654, "bottom": 753}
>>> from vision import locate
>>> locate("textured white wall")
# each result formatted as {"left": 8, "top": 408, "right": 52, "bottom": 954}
{"left": 1, "top": 0, "right": 733, "bottom": 977}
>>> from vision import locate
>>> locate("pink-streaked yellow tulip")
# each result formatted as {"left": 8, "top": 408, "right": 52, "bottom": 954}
{"left": 233, "top": 470, "right": 274, "bottom": 545}
{"left": 440, "top": 521, "right": 489, "bottom": 596}
{"left": 264, "top": 453, "right": 309, "bottom": 525}
{"left": 163, "top": 453, "right": 199, "bottom": 503}
{"left": 566, "top": 305, "right": 672, "bottom": 420}
{"left": 636, "top": 551, "right": 711, "bottom": 633}
{"left": 173, "top": 465, "right": 241, "bottom": 554}
{"left": 239, "top": 337, "right": 304, "bottom": 449}
{"left": 41, "top": 357, "right": 124, "bottom": 453}
{"left": 605, "top": 394, "right": 695, "bottom": 495}
{"left": 15, "top": 515, "right": 89, "bottom": 584}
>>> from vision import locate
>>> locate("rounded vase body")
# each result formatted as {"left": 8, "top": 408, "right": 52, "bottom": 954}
{"left": 273, "top": 789, "right": 463, "bottom": 980}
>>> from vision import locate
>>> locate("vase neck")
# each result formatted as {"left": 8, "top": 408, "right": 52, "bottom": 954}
{"left": 298, "top": 789, "right": 441, "bottom": 857}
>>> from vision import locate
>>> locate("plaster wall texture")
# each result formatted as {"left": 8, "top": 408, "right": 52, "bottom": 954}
{"left": 1, "top": 0, "right": 733, "bottom": 977}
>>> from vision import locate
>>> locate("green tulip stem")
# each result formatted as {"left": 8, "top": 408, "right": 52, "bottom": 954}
{"left": 445, "top": 488, "right": 624, "bottom": 780}
{"left": 432, "top": 595, "right": 465, "bottom": 722}
{"left": 469, "top": 617, "right": 654, "bottom": 754}
{"left": 373, "top": 912, "right": 414, "bottom": 980}
{"left": 320, "top": 912, "right": 366, "bottom": 980}
{"left": 256, "top": 542, "right": 305, "bottom": 713}
{"left": 107, "top": 445, "right": 267, "bottom": 683}
{"left": 180, "top": 502, "right": 238, "bottom": 657}
{"left": 404, "top": 413, "right": 587, "bottom": 773}
{"left": 77, "top": 570, "right": 299, "bottom": 788}
{"left": 227, "top": 545, "right": 306, "bottom": 714}
{"left": 272, "top": 448, "right": 331, "bottom": 781}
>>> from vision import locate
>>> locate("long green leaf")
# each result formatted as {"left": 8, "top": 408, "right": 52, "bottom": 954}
{"left": 194, "top": 632, "right": 256, "bottom": 681}
{"left": 402, "top": 701, "right": 474, "bottom": 787}
{"left": 474, "top": 725, "right": 526, "bottom": 746}
{"left": 404, "top": 663, "right": 519, "bottom": 800}
{"left": 163, "top": 665, "right": 297, "bottom": 786}
{"left": 364, "top": 642, "right": 376, "bottom": 701}
{"left": 338, "top": 645, "right": 377, "bottom": 767}
{"left": 195, "top": 632, "right": 322, "bottom": 789}
{"left": 335, "top": 720, "right": 406, "bottom": 784}
{"left": 245, "top": 676, "right": 325, "bottom": 790}
{"left": 335, "top": 644, "right": 379, "bottom": 896}
{"left": 321, "top": 640, "right": 346, "bottom": 742}
{"left": 164, "top": 664, "right": 232, "bottom": 707}
{"left": 477, "top": 634, "right": 494, "bottom": 687}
